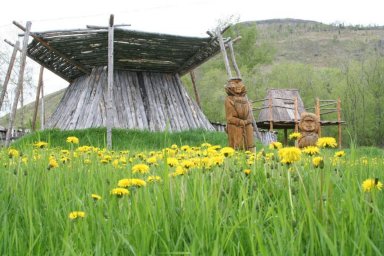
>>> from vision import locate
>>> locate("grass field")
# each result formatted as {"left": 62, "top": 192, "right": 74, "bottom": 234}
{"left": 1, "top": 129, "right": 384, "bottom": 255}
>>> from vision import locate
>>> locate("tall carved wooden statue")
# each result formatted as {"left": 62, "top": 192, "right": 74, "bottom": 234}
{"left": 225, "top": 78, "right": 255, "bottom": 151}
{"left": 298, "top": 112, "right": 320, "bottom": 148}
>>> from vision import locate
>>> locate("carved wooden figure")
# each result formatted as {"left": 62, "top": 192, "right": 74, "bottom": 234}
{"left": 224, "top": 78, "right": 255, "bottom": 151}
{"left": 298, "top": 112, "right": 320, "bottom": 148}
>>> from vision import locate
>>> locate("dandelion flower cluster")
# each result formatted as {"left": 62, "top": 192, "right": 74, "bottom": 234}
{"left": 118, "top": 178, "right": 147, "bottom": 188}
{"left": 68, "top": 211, "right": 85, "bottom": 220}
{"left": 362, "top": 178, "right": 383, "bottom": 192}
{"left": 316, "top": 137, "right": 337, "bottom": 148}
{"left": 147, "top": 176, "right": 162, "bottom": 183}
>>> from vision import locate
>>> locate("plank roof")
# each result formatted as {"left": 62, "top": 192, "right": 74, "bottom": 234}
{"left": 26, "top": 28, "right": 224, "bottom": 82}
{"left": 256, "top": 89, "right": 306, "bottom": 129}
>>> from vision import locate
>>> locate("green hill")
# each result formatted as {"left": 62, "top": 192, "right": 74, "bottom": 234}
{"left": 0, "top": 89, "right": 65, "bottom": 128}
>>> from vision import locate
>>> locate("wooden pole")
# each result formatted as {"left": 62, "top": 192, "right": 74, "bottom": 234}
{"left": 5, "top": 21, "right": 31, "bottom": 147}
{"left": 0, "top": 41, "right": 20, "bottom": 112}
{"left": 269, "top": 96, "right": 273, "bottom": 131}
{"left": 227, "top": 40, "right": 241, "bottom": 78}
{"left": 216, "top": 27, "right": 232, "bottom": 78}
{"left": 189, "top": 70, "right": 201, "bottom": 109}
{"left": 106, "top": 14, "right": 114, "bottom": 150}
{"left": 32, "top": 66, "right": 44, "bottom": 131}
{"left": 294, "top": 97, "right": 298, "bottom": 132}
{"left": 315, "top": 97, "right": 321, "bottom": 137}
{"left": 337, "top": 97, "right": 342, "bottom": 149}
{"left": 20, "top": 82, "right": 24, "bottom": 132}
{"left": 40, "top": 77, "right": 45, "bottom": 130}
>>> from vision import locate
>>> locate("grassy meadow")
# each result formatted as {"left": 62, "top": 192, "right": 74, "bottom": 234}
{"left": 1, "top": 129, "right": 384, "bottom": 255}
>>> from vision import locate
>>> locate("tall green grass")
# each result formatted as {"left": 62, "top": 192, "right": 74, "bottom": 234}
{"left": 1, "top": 132, "right": 384, "bottom": 255}
{"left": 10, "top": 128, "right": 229, "bottom": 150}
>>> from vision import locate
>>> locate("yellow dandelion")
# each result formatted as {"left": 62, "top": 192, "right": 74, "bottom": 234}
{"left": 147, "top": 176, "right": 162, "bottom": 183}
{"left": 180, "top": 145, "right": 190, "bottom": 152}
{"left": 8, "top": 149, "right": 19, "bottom": 158}
{"left": 288, "top": 132, "right": 301, "bottom": 140}
{"left": 167, "top": 157, "right": 179, "bottom": 167}
{"left": 68, "top": 211, "right": 85, "bottom": 220}
{"left": 269, "top": 142, "right": 283, "bottom": 150}
{"left": 316, "top": 137, "right": 337, "bottom": 148}
{"left": 118, "top": 178, "right": 147, "bottom": 188}
{"left": 84, "top": 159, "right": 92, "bottom": 164}
{"left": 302, "top": 146, "right": 320, "bottom": 156}
{"left": 110, "top": 188, "right": 130, "bottom": 197}
{"left": 220, "top": 147, "right": 235, "bottom": 157}
{"left": 170, "top": 166, "right": 188, "bottom": 177}
{"left": 278, "top": 147, "right": 301, "bottom": 164}
{"left": 132, "top": 164, "right": 150, "bottom": 174}
{"left": 66, "top": 136, "right": 79, "bottom": 144}
{"left": 48, "top": 158, "right": 59, "bottom": 169}
{"left": 34, "top": 141, "right": 48, "bottom": 148}
{"left": 212, "top": 155, "right": 224, "bottom": 166}
{"left": 146, "top": 157, "right": 157, "bottom": 165}
{"left": 334, "top": 151, "right": 346, "bottom": 157}
{"left": 362, "top": 178, "right": 383, "bottom": 192}
{"left": 181, "top": 160, "right": 194, "bottom": 169}
{"left": 91, "top": 194, "right": 102, "bottom": 201}
{"left": 244, "top": 169, "right": 251, "bottom": 175}
{"left": 312, "top": 156, "right": 324, "bottom": 169}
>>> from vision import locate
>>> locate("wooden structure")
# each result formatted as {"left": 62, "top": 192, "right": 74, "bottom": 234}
{"left": 254, "top": 88, "right": 345, "bottom": 147}
{"left": 24, "top": 26, "right": 229, "bottom": 131}
{"left": 253, "top": 89, "right": 305, "bottom": 144}
{"left": 308, "top": 97, "right": 345, "bottom": 148}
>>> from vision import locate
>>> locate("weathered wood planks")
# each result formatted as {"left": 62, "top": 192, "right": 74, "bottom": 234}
{"left": 46, "top": 68, "right": 215, "bottom": 132}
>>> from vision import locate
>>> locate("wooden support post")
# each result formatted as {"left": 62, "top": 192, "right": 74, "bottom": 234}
{"left": 40, "top": 75, "right": 45, "bottom": 130}
{"left": 32, "top": 66, "right": 44, "bottom": 131}
{"left": 337, "top": 97, "right": 342, "bottom": 149}
{"left": 5, "top": 21, "right": 31, "bottom": 147}
{"left": 227, "top": 40, "right": 241, "bottom": 78}
{"left": 106, "top": 14, "right": 114, "bottom": 150}
{"left": 0, "top": 41, "right": 20, "bottom": 112}
{"left": 269, "top": 97, "right": 273, "bottom": 131}
{"left": 189, "top": 70, "right": 201, "bottom": 109}
{"left": 20, "top": 83, "right": 24, "bottom": 132}
{"left": 216, "top": 27, "right": 232, "bottom": 78}
{"left": 315, "top": 97, "right": 321, "bottom": 137}
{"left": 294, "top": 97, "right": 298, "bottom": 132}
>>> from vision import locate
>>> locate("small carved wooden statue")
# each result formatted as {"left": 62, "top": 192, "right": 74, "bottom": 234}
{"left": 224, "top": 78, "right": 255, "bottom": 151}
{"left": 298, "top": 112, "right": 320, "bottom": 148}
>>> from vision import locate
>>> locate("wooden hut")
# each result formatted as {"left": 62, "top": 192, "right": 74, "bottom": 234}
{"left": 25, "top": 27, "right": 226, "bottom": 131}
{"left": 254, "top": 89, "right": 306, "bottom": 144}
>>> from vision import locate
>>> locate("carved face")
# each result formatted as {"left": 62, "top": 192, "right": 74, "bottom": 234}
{"left": 225, "top": 79, "right": 246, "bottom": 96}
{"left": 301, "top": 116, "right": 317, "bottom": 132}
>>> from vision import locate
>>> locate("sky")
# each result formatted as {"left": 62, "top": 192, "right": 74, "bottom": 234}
{"left": 1, "top": 0, "right": 384, "bottom": 104}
